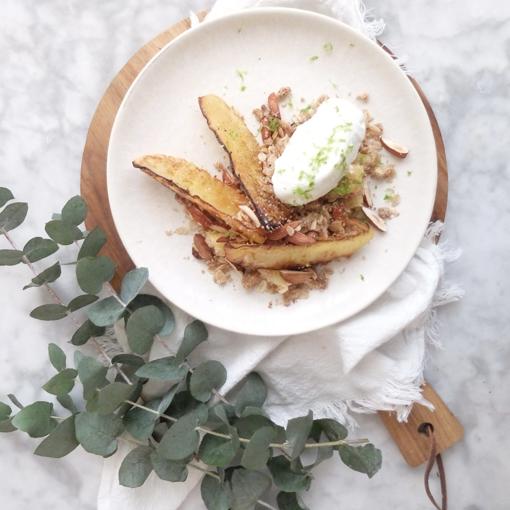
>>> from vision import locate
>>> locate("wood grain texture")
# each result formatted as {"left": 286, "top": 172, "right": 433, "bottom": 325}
{"left": 80, "top": 14, "right": 461, "bottom": 466}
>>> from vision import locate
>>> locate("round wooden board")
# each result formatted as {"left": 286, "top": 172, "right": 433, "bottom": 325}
{"left": 81, "top": 13, "right": 448, "bottom": 290}
{"left": 80, "top": 14, "right": 459, "bottom": 468}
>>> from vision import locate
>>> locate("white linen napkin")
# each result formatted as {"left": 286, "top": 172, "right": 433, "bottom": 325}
{"left": 98, "top": 2, "right": 462, "bottom": 509}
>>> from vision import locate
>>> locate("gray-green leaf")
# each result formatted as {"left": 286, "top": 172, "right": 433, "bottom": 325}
{"left": 126, "top": 305, "right": 164, "bottom": 355}
{"left": 338, "top": 443, "right": 382, "bottom": 478}
{"left": 0, "top": 202, "right": 28, "bottom": 232}
{"left": 277, "top": 492, "right": 309, "bottom": 510}
{"left": 112, "top": 353, "right": 145, "bottom": 368}
{"left": 96, "top": 382, "right": 133, "bottom": 414}
{"left": 77, "top": 355, "right": 108, "bottom": 400}
{"left": 0, "top": 249, "right": 23, "bottom": 266}
{"left": 189, "top": 360, "right": 227, "bottom": 402}
{"left": 61, "top": 196, "right": 87, "bottom": 226}
{"left": 124, "top": 398, "right": 160, "bottom": 441}
{"left": 24, "top": 261, "right": 61, "bottom": 289}
{"left": 30, "top": 304, "right": 68, "bottom": 321}
{"left": 57, "top": 394, "right": 79, "bottom": 414}
{"left": 230, "top": 468, "right": 271, "bottom": 510}
{"left": 129, "top": 294, "right": 175, "bottom": 336}
{"left": 23, "top": 237, "right": 58, "bottom": 262}
{"left": 76, "top": 255, "right": 115, "bottom": 294}
{"left": 78, "top": 227, "right": 107, "bottom": 259}
{"left": 284, "top": 411, "right": 313, "bottom": 459}
{"left": 267, "top": 456, "right": 311, "bottom": 492}
{"left": 75, "top": 411, "right": 124, "bottom": 456}
{"left": 201, "top": 475, "right": 231, "bottom": 510}
{"left": 158, "top": 408, "right": 206, "bottom": 461}
{"left": 198, "top": 427, "right": 239, "bottom": 467}
{"left": 71, "top": 319, "right": 106, "bottom": 345}
{"left": 87, "top": 297, "right": 125, "bottom": 327}
{"left": 45, "top": 220, "right": 82, "bottom": 245}
{"left": 11, "top": 401, "right": 56, "bottom": 438}
{"left": 0, "top": 187, "right": 14, "bottom": 207}
{"left": 310, "top": 418, "right": 348, "bottom": 443}
{"left": 43, "top": 368, "right": 78, "bottom": 397}
{"left": 241, "top": 426, "right": 275, "bottom": 470}
{"left": 34, "top": 415, "right": 79, "bottom": 458}
{"left": 0, "top": 402, "right": 12, "bottom": 421}
{"left": 135, "top": 356, "right": 187, "bottom": 381}
{"left": 120, "top": 268, "right": 149, "bottom": 305}
{"left": 234, "top": 373, "right": 267, "bottom": 416}
{"left": 176, "top": 320, "right": 208, "bottom": 361}
{"left": 0, "top": 419, "right": 16, "bottom": 433}
{"left": 67, "top": 294, "right": 98, "bottom": 312}
{"left": 118, "top": 446, "right": 153, "bottom": 488}
{"left": 48, "top": 343, "right": 66, "bottom": 371}
{"left": 151, "top": 450, "right": 188, "bottom": 482}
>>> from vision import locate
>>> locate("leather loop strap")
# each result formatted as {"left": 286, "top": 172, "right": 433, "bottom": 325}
{"left": 419, "top": 423, "right": 448, "bottom": 510}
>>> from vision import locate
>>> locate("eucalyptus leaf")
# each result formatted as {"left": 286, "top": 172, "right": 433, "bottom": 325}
{"left": 120, "top": 268, "right": 149, "bottom": 305}
{"left": 198, "top": 426, "right": 240, "bottom": 467}
{"left": 30, "top": 304, "right": 68, "bottom": 321}
{"left": 118, "top": 445, "right": 153, "bottom": 488}
{"left": 67, "top": 294, "right": 98, "bottom": 312}
{"left": 267, "top": 456, "right": 311, "bottom": 492}
{"left": 129, "top": 294, "right": 175, "bottom": 336}
{"left": 61, "top": 196, "right": 87, "bottom": 226}
{"left": 0, "top": 419, "right": 16, "bottom": 433}
{"left": 158, "top": 407, "right": 206, "bottom": 461}
{"left": 34, "top": 415, "right": 79, "bottom": 458}
{"left": 45, "top": 220, "right": 82, "bottom": 245}
{"left": 71, "top": 319, "right": 106, "bottom": 345}
{"left": 0, "top": 202, "right": 28, "bottom": 232}
{"left": 151, "top": 451, "right": 188, "bottom": 482}
{"left": 230, "top": 468, "right": 271, "bottom": 510}
{"left": 111, "top": 353, "right": 145, "bottom": 368}
{"left": 57, "top": 394, "right": 79, "bottom": 414}
{"left": 11, "top": 401, "right": 56, "bottom": 438}
{"left": 157, "top": 384, "right": 181, "bottom": 414}
{"left": 75, "top": 411, "right": 124, "bottom": 456}
{"left": 176, "top": 320, "right": 208, "bottom": 361}
{"left": 87, "top": 297, "right": 125, "bottom": 327}
{"left": 0, "top": 187, "right": 14, "bottom": 207}
{"left": 234, "top": 415, "right": 284, "bottom": 442}
{"left": 78, "top": 226, "right": 107, "bottom": 259}
{"left": 0, "top": 249, "right": 23, "bottom": 266}
{"left": 48, "top": 343, "right": 66, "bottom": 372}
{"left": 309, "top": 418, "right": 348, "bottom": 443}
{"left": 338, "top": 443, "right": 382, "bottom": 478}
{"left": 23, "top": 237, "right": 58, "bottom": 263}
{"left": 201, "top": 475, "right": 231, "bottom": 510}
{"left": 276, "top": 492, "right": 309, "bottom": 510}
{"left": 24, "top": 261, "right": 61, "bottom": 289}
{"left": 0, "top": 402, "right": 12, "bottom": 421}
{"left": 7, "top": 393, "right": 24, "bottom": 409}
{"left": 95, "top": 382, "right": 134, "bottom": 415}
{"left": 284, "top": 411, "right": 313, "bottom": 460}
{"left": 189, "top": 360, "right": 227, "bottom": 402}
{"left": 126, "top": 305, "right": 165, "bottom": 355}
{"left": 240, "top": 407, "right": 268, "bottom": 418}
{"left": 135, "top": 356, "right": 187, "bottom": 381}
{"left": 77, "top": 355, "right": 108, "bottom": 400}
{"left": 241, "top": 426, "right": 276, "bottom": 470}
{"left": 42, "top": 368, "right": 78, "bottom": 397}
{"left": 234, "top": 373, "right": 267, "bottom": 416}
{"left": 124, "top": 398, "right": 160, "bottom": 441}
{"left": 76, "top": 255, "right": 115, "bottom": 294}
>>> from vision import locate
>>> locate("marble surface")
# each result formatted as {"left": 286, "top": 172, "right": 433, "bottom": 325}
{"left": 0, "top": 1, "right": 509, "bottom": 509}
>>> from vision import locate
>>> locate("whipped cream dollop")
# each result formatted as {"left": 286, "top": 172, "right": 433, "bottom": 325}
{"left": 272, "top": 98, "right": 366, "bottom": 206}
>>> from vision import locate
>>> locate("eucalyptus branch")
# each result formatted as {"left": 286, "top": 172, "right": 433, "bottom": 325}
{"left": 1, "top": 229, "right": 132, "bottom": 385}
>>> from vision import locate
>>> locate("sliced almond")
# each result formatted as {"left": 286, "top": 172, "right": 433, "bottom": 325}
{"left": 287, "top": 231, "right": 317, "bottom": 245}
{"left": 380, "top": 137, "right": 409, "bottom": 159}
{"left": 238, "top": 205, "right": 261, "bottom": 228}
{"left": 362, "top": 207, "right": 387, "bottom": 232}
{"left": 363, "top": 180, "right": 374, "bottom": 208}
{"left": 193, "top": 233, "right": 214, "bottom": 260}
{"left": 184, "top": 203, "right": 214, "bottom": 229}
{"left": 280, "top": 270, "right": 316, "bottom": 285}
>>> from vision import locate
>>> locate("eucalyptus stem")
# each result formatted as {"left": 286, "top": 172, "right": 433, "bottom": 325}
{"left": 1, "top": 228, "right": 132, "bottom": 385}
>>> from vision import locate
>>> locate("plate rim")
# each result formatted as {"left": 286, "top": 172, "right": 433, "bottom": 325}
{"left": 106, "top": 7, "right": 438, "bottom": 337}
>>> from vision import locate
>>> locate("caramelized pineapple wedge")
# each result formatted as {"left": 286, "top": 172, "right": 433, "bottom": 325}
{"left": 198, "top": 95, "right": 291, "bottom": 229}
{"left": 204, "top": 223, "right": 373, "bottom": 270}
{"left": 133, "top": 154, "right": 266, "bottom": 244}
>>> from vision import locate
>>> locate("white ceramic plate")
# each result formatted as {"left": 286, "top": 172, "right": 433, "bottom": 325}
{"left": 107, "top": 8, "right": 437, "bottom": 336}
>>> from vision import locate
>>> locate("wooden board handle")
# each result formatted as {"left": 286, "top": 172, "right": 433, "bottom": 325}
{"left": 378, "top": 383, "right": 464, "bottom": 467}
